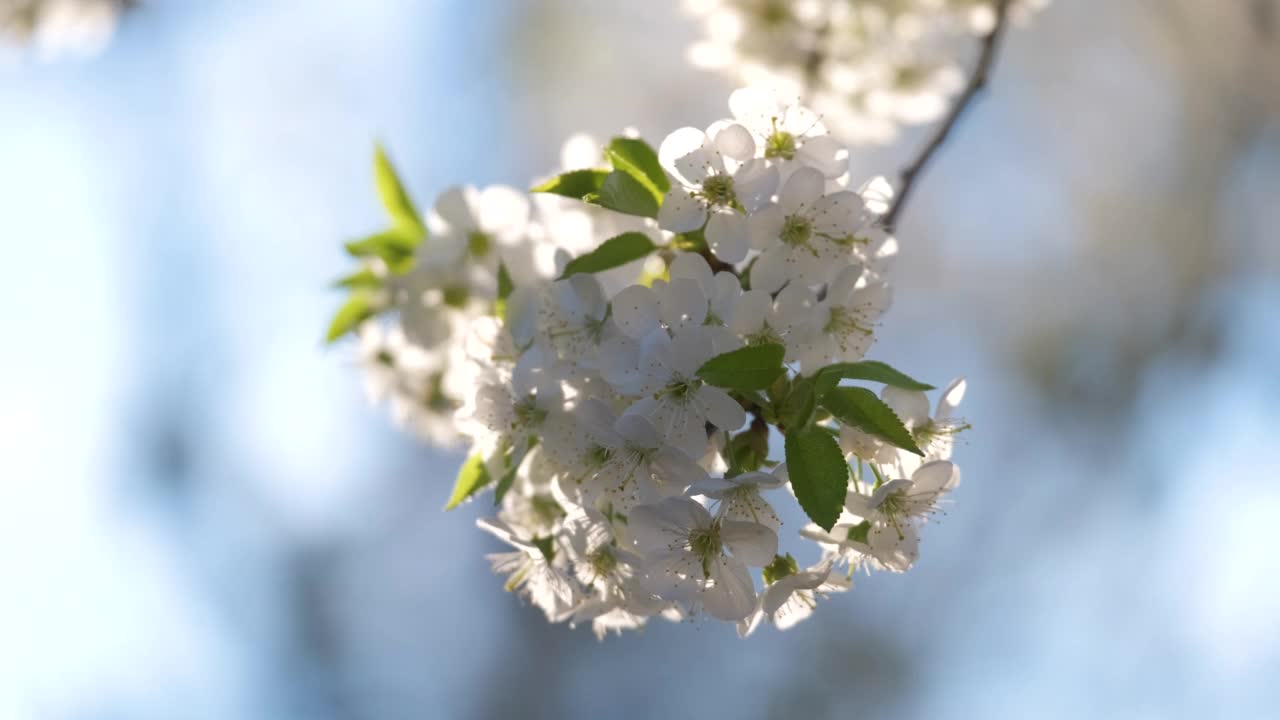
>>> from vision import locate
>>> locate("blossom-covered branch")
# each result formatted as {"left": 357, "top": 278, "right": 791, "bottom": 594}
{"left": 881, "top": 0, "right": 1014, "bottom": 232}
{"left": 326, "top": 87, "right": 970, "bottom": 639}
{"left": 682, "top": 0, "right": 1046, "bottom": 145}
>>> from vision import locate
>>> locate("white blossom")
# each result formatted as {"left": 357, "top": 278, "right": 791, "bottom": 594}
{"left": 477, "top": 517, "right": 580, "bottom": 622}
{"left": 629, "top": 497, "right": 777, "bottom": 621}
{"left": 658, "top": 124, "right": 780, "bottom": 263}
{"left": 843, "top": 460, "right": 960, "bottom": 571}
{"left": 738, "top": 555, "right": 851, "bottom": 637}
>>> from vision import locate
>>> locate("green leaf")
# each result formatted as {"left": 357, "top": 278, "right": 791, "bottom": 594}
{"left": 847, "top": 520, "right": 872, "bottom": 544}
{"left": 493, "top": 437, "right": 536, "bottom": 506}
{"left": 344, "top": 228, "right": 418, "bottom": 274}
{"left": 373, "top": 144, "right": 426, "bottom": 238}
{"left": 332, "top": 268, "right": 383, "bottom": 290}
{"left": 726, "top": 423, "right": 770, "bottom": 476}
{"left": 815, "top": 361, "right": 935, "bottom": 391}
{"left": 780, "top": 376, "right": 818, "bottom": 430}
{"left": 325, "top": 293, "right": 379, "bottom": 343}
{"left": 596, "top": 170, "right": 659, "bottom": 218}
{"left": 492, "top": 463, "right": 518, "bottom": 506}
{"left": 445, "top": 454, "right": 493, "bottom": 510}
{"left": 671, "top": 226, "right": 708, "bottom": 253}
{"left": 697, "top": 343, "right": 786, "bottom": 391}
{"left": 531, "top": 536, "right": 556, "bottom": 562}
{"left": 605, "top": 137, "right": 669, "bottom": 203}
{"left": 785, "top": 424, "right": 849, "bottom": 532}
{"left": 821, "top": 387, "right": 924, "bottom": 455}
{"left": 531, "top": 168, "right": 609, "bottom": 199}
{"left": 497, "top": 261, "right": 514, "bottom": 301}
{"left": 558, "top": 232, "right": 658, "bottom": 280}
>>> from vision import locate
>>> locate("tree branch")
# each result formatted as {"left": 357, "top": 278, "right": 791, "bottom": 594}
{"left": 881, "top": 0, "right": 1014, "bottom": 233}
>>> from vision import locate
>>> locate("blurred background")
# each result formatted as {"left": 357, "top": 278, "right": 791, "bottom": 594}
{"left": 2, "top": 0, "right": 1278, "bottom": 718}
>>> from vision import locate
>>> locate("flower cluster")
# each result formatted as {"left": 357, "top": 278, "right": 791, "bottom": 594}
{"left": 682, "top": 0, "right": 1047, "bottom": 144}
{"left": 329, "top": 86, "right": 968, "bottom": 638}
{"left": 0, "top": 0, "right": 133, "bottom": 59}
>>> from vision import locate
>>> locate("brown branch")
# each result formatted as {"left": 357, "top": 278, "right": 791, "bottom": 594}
{"left": 880, "top": 0, "right": 1014, "bottom": 233}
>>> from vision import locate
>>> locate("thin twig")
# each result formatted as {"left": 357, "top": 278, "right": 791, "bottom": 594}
{"left": 881, "top": 0, "right": 1014, "bottom": 233}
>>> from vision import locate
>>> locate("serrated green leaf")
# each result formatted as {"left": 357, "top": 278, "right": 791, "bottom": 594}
{"left": 785, "top": 425, "right": 849, "bottom": 532}
{"left": 815, "top": 361, "right": 935, "bottom": 391}
{"left": 531, "top": 168, "right": 609, "bottom": 199}
{"left": 373, "top": 144, "right": 426, "bottom": 238}
{"left": 558, "top": 232, "right": 657, "bottom": 280}
{"left": 605, "top": 137, "right": 669, "bottom": 203}
{"left": 325, "top": 293, "right": 379, "bottom": 344}
{"left": 596, "top": 170, "right": 659, "bottom": 218}
{"left": 445, "top": 454, "right": 493, "bottom": 510}
{"left": 332, "top": 268, "right": 383, "bottom": 290}
{"left": 821, "top": 386, "right": 923, "bottom": 456}
{"left": 697, "top": 343, "right": 786, "bottom": 391}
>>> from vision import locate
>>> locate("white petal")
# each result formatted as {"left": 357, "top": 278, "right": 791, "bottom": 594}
{"left": 795, "top": 134, "right": 849, "bottom": 178}
{"left": 729, "top": 85, "right": 783, "bottom": 134}
{"left": 476, "top": 185, "right": 531, "bottom": 235}
{"left": 729, "top": 289, "right": 770, "bottom": 336}
{"left": 697, "top": 386, "right": 746, "bottom": 432}
{"left": 576, "top": 397, "right": 622, "bottom": 446}
{"left": 747, "top": 203, "right": 785, "bottom": 250}
{"left": 432, "top": 185, "right": 480, "bottom": 232}
{"left": 738, "top": 609, "right": 765, "bottom": 638}
{"left": 731, "top": 159, "right": 779, "bottom": 212}
{"left": 858, "top": 175, "right": 895, "bottom": 215}
{"left": 703, "top": 556, "right": 757, "bottom": 621}
{"left": 773, "top": 593, "right": 818, "bottom": 631}
{"left": 652, "top": 446, "right": 710, "bottom": 489}
{"left": 706, "top": 211, "right": 749, "bottom": 264}
{"left": 687, "top": 476, "right": 736, "bottom": 497}
{"left": 675, "top": 146, "right": 722, "bottom": 186}
{"left": 761, "top": 582, "right": 797, "bottom": 618}
{"left": 721, "top": 521, "right": 778, "bottom": 567}
{"left": 870, "top": 479, "right": 914, "bottom": 510}
{"left": 733, "top": 469, "right": 786, "bottom": 490}
{"left": 937, "top": 377, "right": 967, "bottom": 419}
{"left": 779, "top": 166, "right": 825, "bottom": 215}
{"left": 868, "top": 522, "right": 918, "bottom": 572}
{"left": 669, "top": 251, "right": 714, "bottom": 294}
{"left": 713, "top": 122, "right": 756, "bottom": 161}
{"left": 640, "top": 548, "right": 701, "bottom": 602}
{"left": 828, "top": 264, "right": 863, "bottom": 303}
{"left": 810, "top": 191, "right": 863, "bottom": 236}
{"left": 773, "top": 282, "right": 815, "bottom": 330}
{"left": 641, "top": 497, "right": 713, "bottom": 537}
{"left": 664, "top": 327, "right": 714, "bottom": 377}
{"left": 881, "top": 386, "right": 930, "bottom": 429}
{"left": 598, "top": 335, "right": 642, "bottom": 391}
{"left": 612, "top": 284, "right": 660, "bottom": 339}
{"left": 659, "top": 277, "right": 709, "bottom": 328}
{"left": 912, "top": 460, "right": 959, "bottom": 494}
{"left": 616, "top": 411, "right": 663, "bottom": 449}
{"left": 658, "top": 187, "right": 708, "bottom": 233}
{"left": 658, "top": 127, "right": 708, "bottom": 177}
{"left": 749, "top": 244, "right": 790, "bottom": 295}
